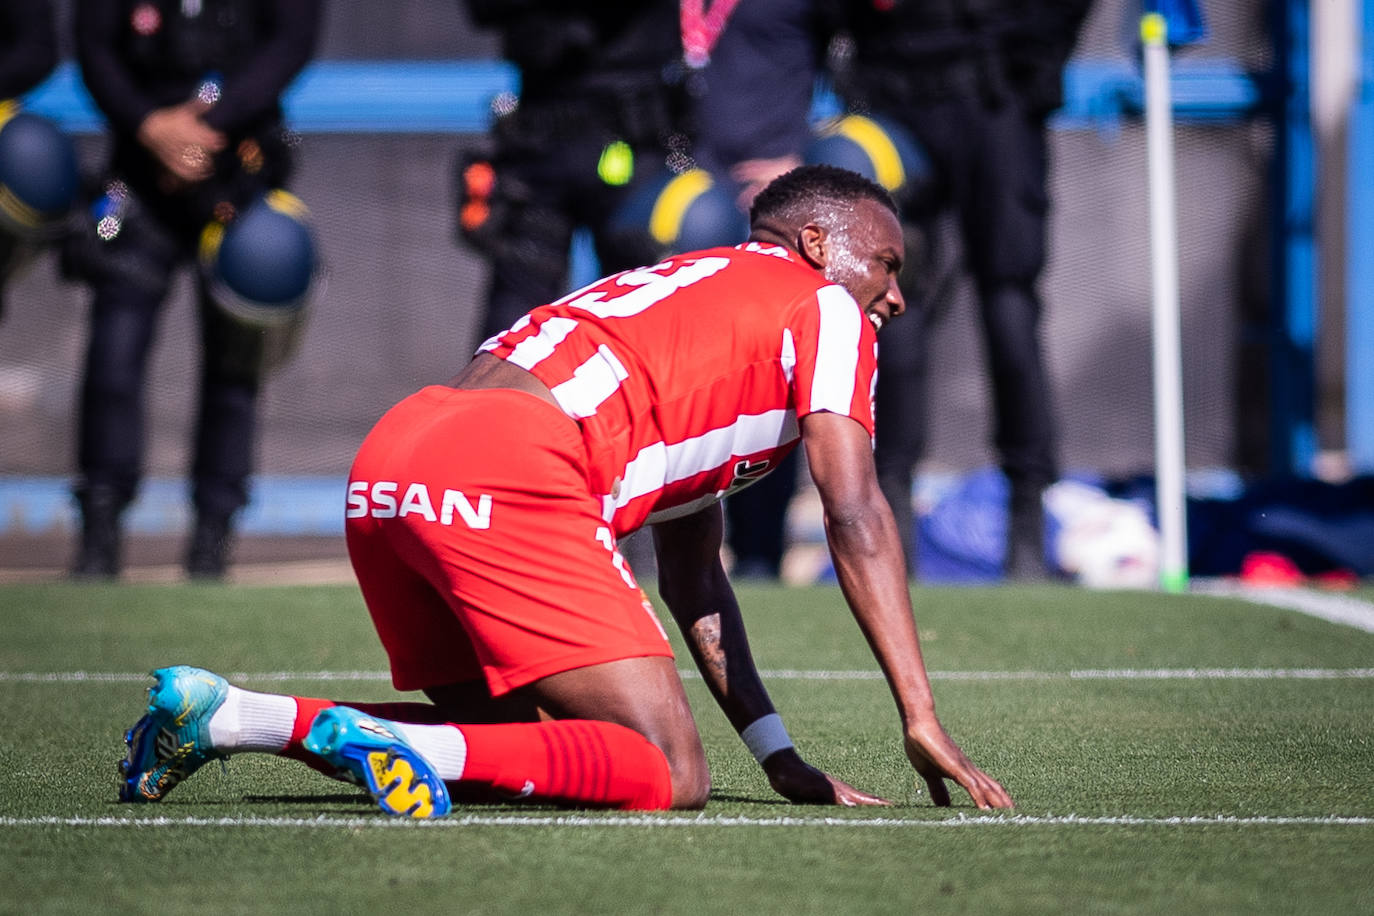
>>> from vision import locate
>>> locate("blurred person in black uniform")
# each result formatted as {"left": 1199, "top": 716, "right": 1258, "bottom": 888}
{"left": 0, "top": 0, "right": 57, "bottom": 101}
{"left": 0, "top": 0, "right": 57, "bottom": 100}
{"left": 455, "top": 0, "right": 686, "bottom": 344}
{"left": 685, "top": 0, "right": 836, "bottom": 208}
{"left": 836, "top": 0, "right": 1092, "bottom": 580}
{"left": 67, "top": 0, "right": 322, "bottom": 579}
{"left": 683, "top": 0, "right": 840, "bottom": 580}
{"left": 0, "top": 0, "right": 63, "bottom": 319}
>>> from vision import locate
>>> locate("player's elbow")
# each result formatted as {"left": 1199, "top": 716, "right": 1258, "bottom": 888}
{"left": 824, "top": 490, "right": 888, "bottom": 535}
{"left": 823, "top": 496, "right": 893, "bottom": 557}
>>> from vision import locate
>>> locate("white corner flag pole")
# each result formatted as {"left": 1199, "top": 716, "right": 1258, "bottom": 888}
{"left": 1142, "top": 11, "right": 1190, "bottom": 593}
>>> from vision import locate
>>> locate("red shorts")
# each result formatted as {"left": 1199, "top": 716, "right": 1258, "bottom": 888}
{"left": 345, "top": 386, "right": 671, "bottom": 695}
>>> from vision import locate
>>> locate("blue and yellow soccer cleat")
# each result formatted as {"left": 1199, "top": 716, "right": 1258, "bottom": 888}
{"left": 118, "top": 665, "right": 229, "bottom": 802}
{"left": 303, "top": 707, "right": 452, "bottom": 819}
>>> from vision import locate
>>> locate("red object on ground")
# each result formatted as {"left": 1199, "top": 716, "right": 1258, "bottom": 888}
{"left": 1239, "top": 551, "right": 1305, "bottom": 587}
{"left": 1312, "top": 568, "right": 1360, "bottom": 591}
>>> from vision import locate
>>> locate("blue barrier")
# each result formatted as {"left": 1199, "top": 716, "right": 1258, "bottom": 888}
{"left": 22, "top": 60, "right": 519, "bottom": 134}
{"left": 0, "top": 477, "right": 346, "bottom": 537}
{"left": 21, "top": 57, "right": 1261, "bottom": 136}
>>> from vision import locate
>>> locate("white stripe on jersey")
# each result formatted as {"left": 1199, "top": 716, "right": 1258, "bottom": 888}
{"left": 478, "top": 313, "right": 534, "bottom": 354}
{"left": 780, "top": 329, "right": 797, "bottom": 385}
{"left": 551, "top": 344, "right": 631, "bottom": 419}
{"left": 810, "top": 285, "right": 862, "bottom": 415}
{"left": 869, "top": 339, "right": 880, "bottom": 430}
{"left": 610, "top": 408, "right": 801, "bottom": 514}
{"left": 505, "top": 316, "right": 579, "bottom": 370}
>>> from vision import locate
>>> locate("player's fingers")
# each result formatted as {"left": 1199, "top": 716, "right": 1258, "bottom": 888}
{"left": 981, "top": 776, "right": 1015, "bottom": 810}
{"left": 962, "top": 770, "right": 1014, "bottom": 810}
{"left": 825, "top": 773, "right": 891, "bottom": 807}
{"left": 923, "top": 772, "right": 952, "bottom": 806}
{"left": 837, "top": 786, "right": 891, "bottom": 807}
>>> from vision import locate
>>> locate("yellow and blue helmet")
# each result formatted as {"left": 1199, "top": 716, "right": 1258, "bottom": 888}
{"left": 611, "top": 167, "right": 749, "bottom": 258}
{"left": 199, "top": 190, "right": 320, "bottom": 328}
{"left": 0, "top": 101, "right": 79, "bottom": 239}
{"left": 804, "top": 114, "right": 933, "bottom": 208}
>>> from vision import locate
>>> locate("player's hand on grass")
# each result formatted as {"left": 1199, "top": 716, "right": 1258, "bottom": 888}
{"left": 762, "top": 748, "right": 890, "bottom": 806}
{"left": 903, "top": 719, "right": 1014, "bottom": 810}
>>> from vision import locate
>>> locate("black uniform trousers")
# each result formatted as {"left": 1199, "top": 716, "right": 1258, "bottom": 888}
{"left": 77, "top": 201, "right": 261, "bottom": 521}
{"left": 873, "top": 93, "right": 1059, "bottom": 565}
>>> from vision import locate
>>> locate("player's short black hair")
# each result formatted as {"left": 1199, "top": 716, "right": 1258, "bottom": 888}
{"left": 748, "top": 163, "right": 898, "bottom": 229}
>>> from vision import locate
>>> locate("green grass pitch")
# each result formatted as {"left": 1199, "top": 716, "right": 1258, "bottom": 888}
{"left": 1, "top": 581, "right": 1371, "bottom": 914}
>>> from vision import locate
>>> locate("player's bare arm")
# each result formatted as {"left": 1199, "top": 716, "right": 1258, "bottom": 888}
{"left": 800, "top": 409, "right": 1015, "bottom": 810}
{"left": 653, "top": 505, "right": 888, "bottom": 806}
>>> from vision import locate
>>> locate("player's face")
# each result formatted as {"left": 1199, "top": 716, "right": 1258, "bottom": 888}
{"left": 823, "top": 199, "right": 905, "bottom": 333}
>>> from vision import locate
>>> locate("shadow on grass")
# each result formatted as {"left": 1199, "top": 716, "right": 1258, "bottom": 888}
{"left": 707, "top": 793, "right": 791, "bottom": 805}
{"left": 239, "top": 793, "right": 374, "bottom": 806}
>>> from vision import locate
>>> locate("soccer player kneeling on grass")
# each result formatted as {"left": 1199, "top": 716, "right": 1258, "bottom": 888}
{"left": 117, "top": 165, "right": 1014, "bottom": 816}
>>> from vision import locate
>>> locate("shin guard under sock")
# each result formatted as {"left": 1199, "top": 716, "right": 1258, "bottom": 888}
{"left": 456, "top": 719, "right": 674, "bottom": 810}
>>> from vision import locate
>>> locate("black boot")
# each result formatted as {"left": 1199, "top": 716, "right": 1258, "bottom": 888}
{"left": 72, "top": 487, "right": 125, "bottom": 580}
{"left": 185, "top": 513, "right": 235, "bottom": 580}
{"left": 1004, "top": 483, "right": 1049, "bottom": 582}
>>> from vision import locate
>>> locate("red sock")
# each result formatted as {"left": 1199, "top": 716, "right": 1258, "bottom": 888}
{"left": 278, "top": 695, "right": 337, "bottom": 774}
{"left": 457, "top": 720, "right": 674, "bottom": 810}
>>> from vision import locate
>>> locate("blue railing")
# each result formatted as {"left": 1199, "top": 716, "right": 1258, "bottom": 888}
{"left": 21, "top": 57, "right": 1263, "bottom": 135}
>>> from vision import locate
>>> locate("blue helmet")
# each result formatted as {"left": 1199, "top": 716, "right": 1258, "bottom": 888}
{"left": 804, "top": 114, "right": 933, "bottom": 208}
{"left": 611, "top": 167, "right": 749, "bottom": 257}
{"left": 200, "top": 190, "right": 320, "bottom": 328}
{"left": 0, "top": 103, "right": 79, "bottom": 239}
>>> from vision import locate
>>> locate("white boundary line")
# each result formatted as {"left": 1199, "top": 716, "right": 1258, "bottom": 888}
{"left": 0, "top": 814, "right": 1370, "bottom": 829}
{"left": 1192, "top": 580, "right": 1374, "bottom": 633}
{"left": 2, "top": 667, "right": 1373, "bottom": 684}
{"left": 4, "top": 668, "right": 1374, "bottom": 683}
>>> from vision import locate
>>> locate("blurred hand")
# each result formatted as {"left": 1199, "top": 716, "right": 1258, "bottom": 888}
{"left": 903, "top": 719, "right": 1014, "bottom": 810}
{"left": 729, "top": 155, "right": 803, "bottom": 210}
{"left": 137, "top": 101, "right": 226, "bottom": 183}
{"left": 762, "top": 748, "right": 890, "bottom": 806}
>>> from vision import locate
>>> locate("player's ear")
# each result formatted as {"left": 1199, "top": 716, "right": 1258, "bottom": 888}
{"left": 798, "top": 223, "right": 829, "bottom": 269}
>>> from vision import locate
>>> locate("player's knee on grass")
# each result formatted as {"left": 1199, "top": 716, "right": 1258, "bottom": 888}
{"left": 584, "top": 687, "right": 710, "bottom": 809}
{"left": 662, "top": 733, "right": 711, "bottom": 810}
{"left": 587, "top": 718, "right": 704, "bottom": 810}
{"left": 519, "top": 656, "right": 711, "bottom": 808}
{"left": 579, "top": 709, "right": 708, "bottom": 809}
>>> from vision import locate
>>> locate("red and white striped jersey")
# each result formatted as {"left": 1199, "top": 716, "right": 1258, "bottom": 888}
{"left": 480, "top": 243, "right": 879, "bottom": 536}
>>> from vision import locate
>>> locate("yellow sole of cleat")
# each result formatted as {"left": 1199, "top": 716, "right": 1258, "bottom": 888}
{"left": 366, "top": 750, "right": 437, "bottom": 818}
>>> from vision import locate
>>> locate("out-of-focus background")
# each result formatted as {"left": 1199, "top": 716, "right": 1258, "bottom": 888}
{"left": 1, "top": 0, "right": 1370, "bottom": 586}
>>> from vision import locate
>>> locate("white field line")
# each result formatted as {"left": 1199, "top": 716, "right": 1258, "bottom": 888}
{"left": 1192, "top": 580, "right": 1374, "bottom": 633}
{"left": 2, "top": 667, "right": 1374, "bottom": 684}
{"left": 0, "top": 814, "right": 1370, "bottom": 830}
